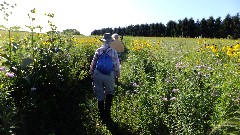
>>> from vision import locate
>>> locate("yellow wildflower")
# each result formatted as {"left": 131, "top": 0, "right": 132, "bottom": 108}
{"left": 206, "top": 44, "right": 211, "bottom": 49}
{"left": 43, "top": 41, "right": 49, "bottom": 45}
{"left": 11, "top": 37, "right": 14, "bottom": 42}
{"left": 233, "top": 43, "right": 239, "bottom": 51}
{"left": 212, "top": 46, "right": 217, "bottom": 53}
{"left": 227, "top": 46, "right": 233, "bottom": 56}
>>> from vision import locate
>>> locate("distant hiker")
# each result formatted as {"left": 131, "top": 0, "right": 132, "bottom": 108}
{"left": 90, "top": 33, "right": 120, "bottom": 120}
{"left": 110, "top": 33, "right": 125, "bottom": 63}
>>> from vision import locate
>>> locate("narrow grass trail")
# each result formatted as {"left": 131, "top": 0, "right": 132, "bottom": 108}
{"left": 85, "top": 40, "right": 140, "bottom": 135}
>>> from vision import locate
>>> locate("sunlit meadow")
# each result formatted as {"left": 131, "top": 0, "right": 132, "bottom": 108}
{"left": 0, "top": 3, "right": 239, "bottom": 135}
{"left": 117, "top": 37, "right": 239, "bottom": 134}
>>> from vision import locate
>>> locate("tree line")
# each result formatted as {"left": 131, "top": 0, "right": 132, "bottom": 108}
{"left": 91, "top": 13, "right": 240, "bottom": 39}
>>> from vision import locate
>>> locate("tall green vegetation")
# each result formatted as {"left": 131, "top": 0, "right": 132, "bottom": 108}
{"left": 0, "top": 2, "right": 239, "bottom": 135}
{"left": 1, "top": 31, "right": 239, "bottom": 135}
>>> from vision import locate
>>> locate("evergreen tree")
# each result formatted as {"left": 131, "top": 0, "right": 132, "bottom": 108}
{"left": 166, "top": 20, "right": 177, "bottom": 37}
{"left": 214, "top": 17, "right": 222, "bottom": 38}
{"left": 194, "top": 19, "right": 201, "bottom": 37}
{"left": 182, "top": 18, "right": 189, "bottom": 37}
{"left": 188, "top": 18, "right": 196, "bottom": 38}
{"left": 222, "top": 14, "right": 233, "bottom": 38}
{"left": 207, "top": 16, "right": 215, "bottom": 38}
{"left": 232, "top": 13, "right": 240, "bottom": 39}
{"left": 200, "top": 18, "right": 208, "bottom": 38}
{"left": 177, "top": 20, "right": 183, "bottom": 37}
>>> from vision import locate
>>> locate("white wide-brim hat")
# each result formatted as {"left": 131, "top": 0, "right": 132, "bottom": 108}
{"left": 101, "top": 33, "right": 113, "bottom": 42}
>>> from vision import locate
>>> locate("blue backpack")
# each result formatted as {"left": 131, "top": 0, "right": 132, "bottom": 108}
{"left": 96, "top": 47, "right": 113, "bottom": 75}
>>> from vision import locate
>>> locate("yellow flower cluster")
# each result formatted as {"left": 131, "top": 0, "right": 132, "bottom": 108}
{"left": 204, "top": 44, "right": 218, "bottom": 53}
{"left": 131, "top": 39, "right": 153, "bottom": 51}
{"left": 74, "top": 37, "right": 101, "bottom": 46}
{"left": 222, "top": 43, "right": 240, "bottom": 56}
{"left": 199, "top": 41, "right": 240, "bottom": 57}
{"left": 43, "top": 40, "right": 50, "bottom": 45}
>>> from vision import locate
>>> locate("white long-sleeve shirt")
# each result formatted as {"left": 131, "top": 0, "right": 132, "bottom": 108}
{"left": 90, "top": 43, "right": 120, "bottom": 78}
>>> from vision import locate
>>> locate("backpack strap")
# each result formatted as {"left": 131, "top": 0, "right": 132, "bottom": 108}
{"left": 100, "top": 47, "right": 111, "bottom": 56}
{"left": 97, "top": 47, "right": 111, "bottom": 60}
{"left": 103, "top": 47, "right": 111, "bottom": 53}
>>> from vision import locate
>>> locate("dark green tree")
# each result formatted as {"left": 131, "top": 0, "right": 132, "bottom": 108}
{"left": 232, "top": 13, "right": 240, "bottom": 39}
{"left": 194, "top": 19, "right": 201, "bottom": 37}
{"left": 214, "top": 17, "right": 222, "bottom": 38}
{"left": 182, "top": 18, "right": 189, "bottom": 37}
{"left": 62, "top": 29, "right": 80, "bottom": 35}
{"left": 165, "top": 20, "right": 177, "bottom": 37}
{"left": 177, "top": 20, "right": 183, "bottom": 37}
{"left": 207, "top": 16, "right": 215, "bottom": 38}
{"left": 149, "top": 23, "right": 155, "bottom": 36}
{"left": 158, "top": 23, "right": 166, "bottom": 37}
{"left": 188, "top": 18, "right": 196, "bottom": 37}
{"left": 222, "top": 14, "right": 233, "bottom": 38}
{"left": 200, "top": 18, "right": 208, "bottom": 38}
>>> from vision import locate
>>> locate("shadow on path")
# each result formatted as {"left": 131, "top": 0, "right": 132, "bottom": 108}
{"left": 103, "top": 118, "right": 138, "bottom": 135}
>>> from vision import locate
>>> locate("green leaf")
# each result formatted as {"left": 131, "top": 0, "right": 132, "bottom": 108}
{"left": 0, "top": 84, "right": 4, "bottom": 89}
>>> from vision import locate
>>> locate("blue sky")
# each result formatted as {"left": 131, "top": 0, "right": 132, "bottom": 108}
{"left": 1, "top": 0, "right": 240, "bottom": 35}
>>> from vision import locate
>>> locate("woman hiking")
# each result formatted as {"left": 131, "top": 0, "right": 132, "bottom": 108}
{"left": 90, "top": 33, "right": 120, "bottom": 120}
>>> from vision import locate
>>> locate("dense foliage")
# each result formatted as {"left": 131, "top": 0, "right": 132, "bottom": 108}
{"left": 117, "top": 37, "right": 239, "bottom": 134}
{"left": 62, "top": 29, "right": 81, "bottom": 35}
{"left": 91, "top": 13, "right": 240, "bottom": 39}
{"left": 0, "top": 2, "right": 239, "bottom": 135}
{"left": 1, "top": 30, "right": 240, "bottom": 135}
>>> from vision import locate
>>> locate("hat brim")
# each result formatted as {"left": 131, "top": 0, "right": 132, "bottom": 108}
{"left": 101, "top": 38, "right": 113, "bottom": 42}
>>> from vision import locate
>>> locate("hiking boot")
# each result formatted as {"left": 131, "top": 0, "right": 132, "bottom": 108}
{"left": 105, "top": 94, "right": 113, "bottom": 118}
{"left": 98, "top": 100, "right": 105, "bottom": 120}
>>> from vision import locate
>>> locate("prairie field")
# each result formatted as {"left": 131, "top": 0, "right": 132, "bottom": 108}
{"left": 0, "top": 30, "right": 240, "bottom": 134}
